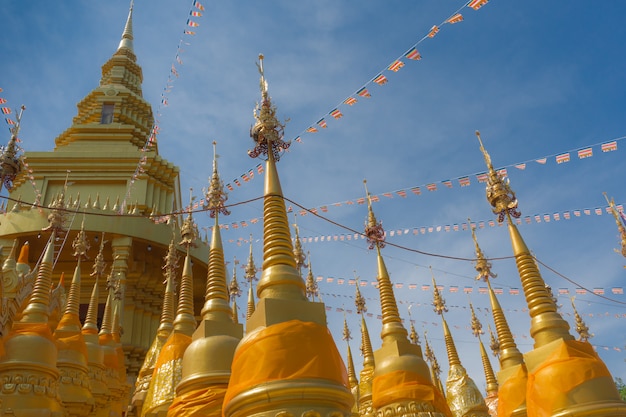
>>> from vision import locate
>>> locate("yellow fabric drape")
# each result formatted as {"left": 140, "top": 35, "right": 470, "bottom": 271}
{"left": 527, "top": 339, "right": 612, "bottom": 417}
{"left": 224, "top": 320, "right": 348, "bottom": 408}
{"left": 167, "top": 384, "right": 227, "bottom": 417}
{"left": 55, "top": 313, "right": 89, "bottom": 359}
{"left": 497, "top": 365, "right": 527, "bottom": 417}
{"left": 372, "top": 369, "right": 451, "bottom": 416}
{"left": 142, "top": 332, "right": 192, "bottom": 417}
{"left": 6, "top": 322, "right": 54, "bottom": 342}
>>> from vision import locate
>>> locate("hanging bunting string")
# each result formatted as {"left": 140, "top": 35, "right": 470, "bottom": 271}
{"left": 219, "top": 0, "right": 492, "bottom": 194}
{"left": 121, "top": 0, "right": 206, "bottom": 214}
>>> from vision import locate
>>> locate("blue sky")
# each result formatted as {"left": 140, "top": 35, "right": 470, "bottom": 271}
{"left": 2, "top": 0, "right": 626, "bottom": 390}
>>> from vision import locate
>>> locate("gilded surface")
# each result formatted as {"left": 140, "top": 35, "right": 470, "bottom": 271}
{"left": 374, "top": 400, "right": 447, "bottom": 417}
{"left": 150, "top": 358, "right": 183, "bottom": 407}
{"left": 445, "top": 365, "right": 488, "bottom": 417}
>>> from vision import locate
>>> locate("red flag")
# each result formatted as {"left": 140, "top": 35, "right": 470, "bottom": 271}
{"left": 468, "top": 0, "right": 489, "bottom": 10}
{"left": 427, "top": 25, "right": 439, "bottom": 38}
{"left": 388, "top": 60, "right": 404, "bottom": 72}
{"left": 446, "top": 13, "right": 463, "bottom": 24}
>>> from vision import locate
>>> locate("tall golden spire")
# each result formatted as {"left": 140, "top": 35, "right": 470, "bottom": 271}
{"left": 470, "top": 301, "right": 499, "bottom": 416}
{"left": 171, "top": 139, "right": 243, "bottom": 416}
{"left": 487, "top": 278, "right": 524, "bottom": 368}
{"left": 476, "top": 131, "right": 626, "bottom": 416}
{"left": 131, "top": 236, "right": 177, "bottom": 415}
{"left": 224, "top": 55, "right": 352, "bottom": 417}
{"left": 432, "top": 272, "right": 488, "bottom": 417}
{"left": 476, "top": 131, "right": 572, "bottom": 347}
{"left": 117, "top": 0, "right": 134, "bottom": 53}
{"left": 362, "top": 182, "right": 448, "bottom": 416}
{"left": 54, "top": 219, "right": 94, "bottom": 417}
{"left": 355, "top": 281, "right": 375, "bottom": 417}
{"left": 80, "top": 233, "right": 110, "bottom": 415}
{"left": 343, "top": 317, "right": 360, "bottom": 417}
{"left": 21, "top": 232, "right": 55, "bottom": 323}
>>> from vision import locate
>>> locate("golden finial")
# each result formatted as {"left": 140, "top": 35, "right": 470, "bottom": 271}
{"left": 469, "top": 301, "right": 484, "bottom": 337}
{"left": 423, "top": 331, "right": 443, "bottom": 386}
{"left": 244, "top": 235, "right": 257, "bottom": 284}
{"left": 431, "top": 268, "right": 448, "bottom": 316}
{"left": 0, "top": 105, "right": 25, "bottom": 192}
{"left": 204, "top": 141, "right": 230, "bottom": 218}
{"left": 470, "top": 219, "right": 497, "bottom": 281}
{"left": 570, "top": 297, "right": 592, "bottom": 342}
{"left": 359, "top": 313, "right": 375, "bottom": 369}
{"left": 342, "top": 315, "right": 352, "bottom": 342}
{"left": 475, "top": 131, "right": 521, "bottom": 222}
{"left": 488, "top": 324, "right": 500, "bottom": 358}
{"left": 292, "top": 214, "right": 308, "bottom": 272}
{"left": 603, "top": 192, "right": 626, "bottom": 258}
{"left": 179, "top": 188, "right": 199, "bottom": 248}
{"left": 354, "top": 274, "right": 367, "bottom": 315}
{"left": 163, "top": 237, "right": 180, "bottom": 286}
{"left": 408, "top": 306, "right": 420, "bottom": 346}
{"left": 248, "top": 54, "right": 290, "bottom": 161}
{"left": 43, "top": 190, "right": 68, "bottom": 233}
{"left": 117, "top": 0, "right": 135, "bottom": 52}
{"left": 91, "top": 232, "right": 107, "bottom": 281}
{"left": 158, "top": 254, "right": 176, "bottom": 336}
{"left": 363, "top": 179, "right": 385, "bottom": 249}
{"left": 305, "top": 252, "right": 319, "bottom": 300}
{"left": 229, "top": 257, "right": 242, "bottom": 302}
{"left": 72, "top": 216, "right": 90, "bottom": 260}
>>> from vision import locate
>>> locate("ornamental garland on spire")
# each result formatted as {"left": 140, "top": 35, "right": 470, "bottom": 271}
{"left": 469, "top": 302, "right": 484, "bottom": 338}
{"left": 72, "top": 217, "right": 90, "bottom": 260}
{"left": 305, "top": 252, "right": 319, "bottom": 300}
{"left": 603, "top": 192, "right": 626, "bottom": 259}
{"left": 204, "top": 141, "right": 230, "bottom": 218}
{"left": 571, "top": 297, "right": 592, "bottom": 342}
{"left": 431, "top": 269, "right": 448, "bottom": 316}
{"left": 229, "top": 257, "right": 242, "bottom": 302}
{"left": 342, "top": 317, "right": 352, "bottom": 342}
{"left": 248, "top": 54, "right": 290, "bottom": 161}
{"left": 354, "top": 275, "right": 367, "bottom": 315}
{"left": 475, "top": 131, "right": 521, "bottom": 222}
{"left": 363, "top": 180, "right": 385, "bottom": 249}
{"left": 488, "top": 324, "right": 500, "bottom": 358}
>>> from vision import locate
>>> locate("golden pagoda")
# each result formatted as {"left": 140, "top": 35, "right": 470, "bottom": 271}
{"left": 362, "top": 182, "right": 450, "bottom": 417}
{"left": 475, "top": 131, "right": 626, "bottom": 416}
{"left": 222, "top": 55, "right": 352, "bottom": 417}
{"left": 0, "top": 0, "right": 209, "bottom": 381}
{"left": 430, "top": 272, "right": 488, "bottom": 417}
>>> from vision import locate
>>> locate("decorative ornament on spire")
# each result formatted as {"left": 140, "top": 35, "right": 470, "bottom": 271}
{"left": 431, "top": 268, "right": 448, "bottom": 316}
{"left": 363, "top": 180, "right": 385, "bottom": 249}
{"left": 244, "top": 235, "right": 257, "bottom": 284}
{"left": 603, "top": 192, "right": 626, "bottom": 259}
{"left": 91, "top": 232, "right": 107, "bottom": 279}
{"left": 293, "top": 214, "right": 308, "bottom": 272}
{"left": 229, "top": 257, "right": 242, "bottom": 302}
{"left": 470, "top": 219, "right": 497, "bottom": 281}
{"left": 488, "top": 324, "right": 500, "bottom": 358}
{"left": 179, "top": 188, "right": 199, "bottom": 248}
{"left": 163, "top": 236, "right": 180, "bottom": 286}
{"left": 469, "top": 302, "right": 484, "bottom": 338}
{"left": 248, "top": 54, "right": 290, "bottom": 161}
{"left": 570, "top": 297, "right": 592, "bottom": 342}
{"left": 43, "top": 171, "right": 71, "bottom": 233}
{"left": 72, "top": 217, "right": 90, "bottom": 260}
{"left": 204, "top": 141, "right": 230, "bottom": 218}
{"left": 423, "top": 331, "right": 441, "bottom": 378}
{"left": 0, "top": 105, "right": 25, "bottom": 192}
{"left": 342, "top": 316, "right": 352, "bottom": 342}
{"left": 305, "top": 252, "right": 319, "bottom": 300}
{"left": 475, "top": 131, "right": 521, "bottom": 222}
{"left": 354, "top": 275, "right": 367, "bottom": 315}
{"left": 408, "top": 306, "right": 420, "bottom": 345}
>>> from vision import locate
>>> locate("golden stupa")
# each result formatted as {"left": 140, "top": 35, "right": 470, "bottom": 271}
{"left": 0, "top": 4, "right": 624, "bottom": 417}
